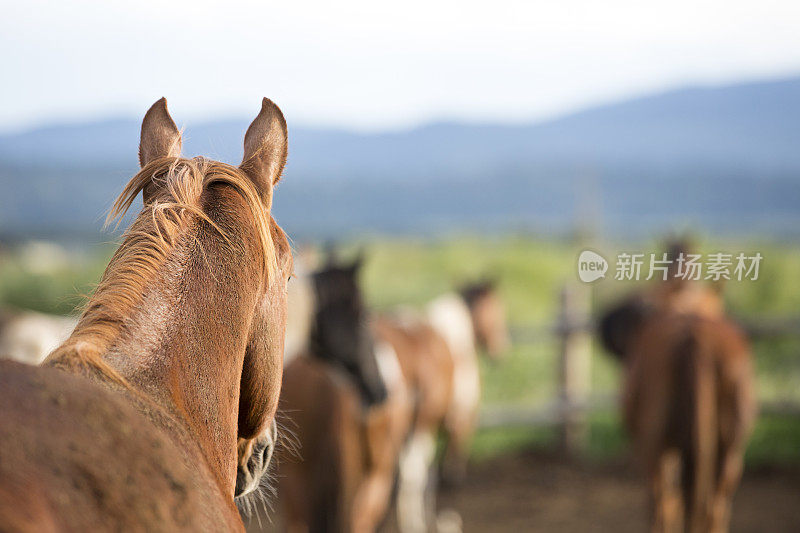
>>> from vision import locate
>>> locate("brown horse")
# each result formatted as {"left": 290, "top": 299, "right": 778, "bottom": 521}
{"left": 600, "top": 260, "right": 756, "bottom": 532}
{"left": 374, "top": 315, "right": 452, "bottom": 533}
{"left": 277, "top": 255, "right": 411, "bottom": 533}
{"left": 0, "top": 97, "right": 293, "bottom": 531}
{"left": 441, "top": 279, "right": 509, "bottom": 482}
{"left": 375, "top": 279, "right": 509, "bottom": 533}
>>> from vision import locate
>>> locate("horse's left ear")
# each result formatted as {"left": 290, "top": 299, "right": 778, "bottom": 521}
{"left": 139, "top": 98, "right": 182, "bottom": 204}
{"left": 241, "top": 98, "right": 288, "bottom": 203}
{"left": 139, "top": 97, "right": 182, "bottom": 169}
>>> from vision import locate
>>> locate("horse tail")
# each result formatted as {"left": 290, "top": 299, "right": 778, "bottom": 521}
{"left": 674, "top": 322, "right": 717, "bottom": 531}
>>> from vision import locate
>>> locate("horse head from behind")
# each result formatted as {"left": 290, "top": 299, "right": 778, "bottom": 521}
{"left": 0, "top": 97, "right": 293, "bottom": 531}
{"left": 311, "top": 250, "right": 388, "bottom": 406}
{"left": 598, "top": 239, "right": 725, "bottom": 361}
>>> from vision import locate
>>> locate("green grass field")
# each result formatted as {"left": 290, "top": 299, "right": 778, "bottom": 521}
{"left": 357, "top": 236, "right": 800, "bottom": 465}
{"left": 360, "top": 236, "right": 800, "bottom": 402}
{"left": 2, "top": 235, "right": 800, "bottom": 465}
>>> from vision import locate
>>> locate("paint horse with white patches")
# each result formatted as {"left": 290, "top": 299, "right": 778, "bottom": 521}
{"left": 375, "top": 278, "right": 510, "bottom": 533}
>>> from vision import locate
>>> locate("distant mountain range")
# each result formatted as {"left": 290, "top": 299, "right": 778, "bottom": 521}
{"left": 2, "top": 76, "right": 800, "bottom": 240}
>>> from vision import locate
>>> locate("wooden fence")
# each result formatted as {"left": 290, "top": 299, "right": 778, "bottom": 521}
{"left": 478, "top": 283, "right": 800, "bottom": 453}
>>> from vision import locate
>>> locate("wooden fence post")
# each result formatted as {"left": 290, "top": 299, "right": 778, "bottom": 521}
{"left": 557, "top": 283, "right": 592, "bottom": 453}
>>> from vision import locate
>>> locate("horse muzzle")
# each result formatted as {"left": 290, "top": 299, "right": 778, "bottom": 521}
{"left": 234, "top": 421, "right": 278, "bottom": 499}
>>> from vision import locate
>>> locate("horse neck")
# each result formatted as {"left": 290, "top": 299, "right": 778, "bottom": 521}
{"left": 89, "top": 222, "right": 260, "bottom": 497}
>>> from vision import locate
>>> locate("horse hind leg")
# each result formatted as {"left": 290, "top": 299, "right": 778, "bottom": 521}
{"left": 709, "top": 445, "right": 744, "bottom": 533}
{"left": 441, "top": 359, "right": 480, "bottom": 487}
{"left": 440, "top": 415, "right": 475, "bottom": 487}
{"left": 351, "top": 472, "right": 393, "bottom": 533}
{"left": 397, "top": 431, "right": 436, "bottom": 533}
{"left": 650, "top": 449, "right": 684, "bottom": 533}
{"left": 688, "top": 349, "right": 718, "bottom": 533}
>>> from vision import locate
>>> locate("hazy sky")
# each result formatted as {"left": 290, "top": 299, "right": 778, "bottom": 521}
{"left": 2, "top": 0, "right": 799, "bottom": 132}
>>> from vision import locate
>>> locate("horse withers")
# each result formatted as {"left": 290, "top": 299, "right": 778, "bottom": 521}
{"left": 0, "top": 97, "right": 293, "bottom": 531}
{"left": 599, "top": 250, "right": 756, "bottom": 533}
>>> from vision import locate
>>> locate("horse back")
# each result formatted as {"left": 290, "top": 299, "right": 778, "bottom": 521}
{"left": 0, "top": 360, "right": 242, "bottom": 532}
{"left": 626, "top": 315, "right": 754, "bottom": 448}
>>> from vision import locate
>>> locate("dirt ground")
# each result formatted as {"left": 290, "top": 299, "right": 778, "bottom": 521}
{"left": 249, "top": 450, "right": 800, "bottom": 532}
{"left": 431, "top": 450, "right": 800, "bottom": 533}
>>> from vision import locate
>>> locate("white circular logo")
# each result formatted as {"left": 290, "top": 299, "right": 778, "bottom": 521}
{"left": 577, "top": 250, "right": 608, "bottom": 283}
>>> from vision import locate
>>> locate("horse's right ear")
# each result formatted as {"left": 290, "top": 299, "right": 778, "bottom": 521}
{"left": 241, "top": 98, "right": 288, "bottom": 204}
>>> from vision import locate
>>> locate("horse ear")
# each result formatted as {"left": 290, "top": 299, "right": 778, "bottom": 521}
{"left": 240, "top": 98, "right": 288, "bottom": 203}
{"left": 139, "top": 98, "right": 181, "bottom": 168}
{"left": 139, "top": 98, "right": 182, "bottom": 204}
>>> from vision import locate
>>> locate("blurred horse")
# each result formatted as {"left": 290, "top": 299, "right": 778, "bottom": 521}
{"left": 282, "top": 253, "right": 315, "bottom": 366}
{"left": 439, "top": 279, "right": 510, "bottom": 481}
{"left": 0, "top": 307, "right": 77, "bottom": 364}
{"left": 278, "top": 255, "right": 411, "bottom": 533}
{"left": 0, "top": 97, "right": 293, "bottom": 531}
{"left": 599, "top": 246, "right": 756, "bottom": 533}
{"left": 376, "top": 278, "right": 510, "bottom": 533}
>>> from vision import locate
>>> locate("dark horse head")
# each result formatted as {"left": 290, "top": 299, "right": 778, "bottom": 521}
{"left": 310, "top": 252, "right": 388, "bottom": 406}
{"left": 597, "top": 294, "right": 655, "bottom": 362}
{"left": 598, "top": 238, "right": 708, "bottom": 362}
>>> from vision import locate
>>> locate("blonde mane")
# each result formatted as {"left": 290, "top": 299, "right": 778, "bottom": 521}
{"left": 45, "top": 157, "right": 276, "bottom": 382}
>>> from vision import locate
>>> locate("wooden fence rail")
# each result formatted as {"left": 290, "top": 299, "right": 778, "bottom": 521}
{"left": 479, "top": 395, "right": 800, "bottom": 430}
{"left": 483, "top": 284, "right": 800, "bottom": 453}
